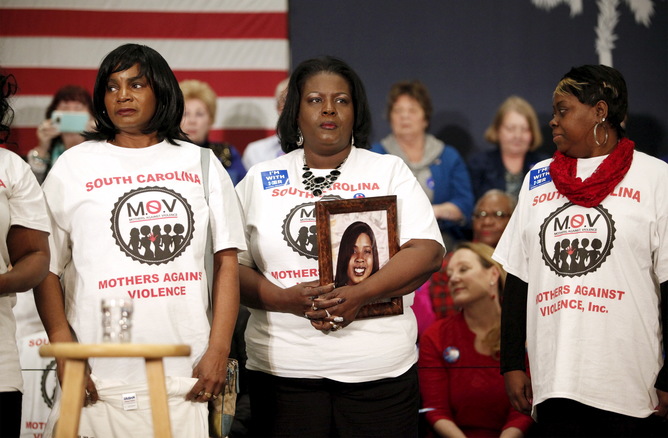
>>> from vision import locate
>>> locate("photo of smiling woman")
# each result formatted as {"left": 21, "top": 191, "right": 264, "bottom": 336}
{"left": 334, "top": 221, "right": 380, "bottom": 287}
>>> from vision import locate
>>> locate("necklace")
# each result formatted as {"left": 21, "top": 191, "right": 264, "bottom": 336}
{"left": 302, "top": 156, "right": 346, "bottom": 197}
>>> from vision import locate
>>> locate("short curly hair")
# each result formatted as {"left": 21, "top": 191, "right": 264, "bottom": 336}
{"left": 385, "top": 80, "right": 433, "bottom": 127}
{"left": 179, "top": 79, "right": 217, "bottom": 121}
{"left": 0, "top": 73, "right": 17, "bottom": 144}
{"left": 554, "top": 65, "right": 628, "bottom": 138}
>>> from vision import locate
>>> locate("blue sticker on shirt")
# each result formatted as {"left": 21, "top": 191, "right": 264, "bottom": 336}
{"left": 443, "top": 346, "right": 460, "bottom": 363}
{"left": 529, "top": 166, "right": 552, "bottom": 190}
{"left": 261, "top": 170, "right": 289, "bottom": 190}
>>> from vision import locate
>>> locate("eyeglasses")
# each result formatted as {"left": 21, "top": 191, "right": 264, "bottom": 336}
{"left": 473, "top": 210, "right": 511, "bottom": 220}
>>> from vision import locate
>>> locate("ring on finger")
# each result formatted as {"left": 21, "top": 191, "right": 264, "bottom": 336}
{"left": 203, "top": 392, "right": 212, "bottom": 399}
{"left": 312, "top": 302, "right": 317, "bottom": 311}
{"left": 197, "top": 390, "right": 204, "bottom": 397}
{"left": 325, "top": 309, "right": 330, "bottom": 318}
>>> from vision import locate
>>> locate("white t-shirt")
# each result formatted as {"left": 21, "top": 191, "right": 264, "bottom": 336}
{"left": 494, "top": 150, "right": 668, "bottom": 418}
{"left": 236, "top": 147, "right": 444, "bottom": 382}
{"left": 17, "top": 330, "right": 56, "bottom": 438}
{"left": 0, "top": 148, "right": 50, "bottom": 393}
{"left": 242, "top": 134, "right": 283, "bottom": 170}
{"left": 41, "top": 140, "right": 246, "bottom": 383}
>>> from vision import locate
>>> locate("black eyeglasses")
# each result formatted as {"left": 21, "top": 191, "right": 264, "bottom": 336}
{"left": 473, "top": 210, "right": 511, "bottom": 220}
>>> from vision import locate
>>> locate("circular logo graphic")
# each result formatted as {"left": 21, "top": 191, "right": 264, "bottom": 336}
{"left": 41, "top": 359, "right": 58, "bottom": 408}
{"left": 282, "top": 195, "right": 341, "bottom": 259}
{"left": 539, "top": 203, "right": 616, "bottom": 277}
{"left": 111, "top": 186, "right": 195, "bottom": 265}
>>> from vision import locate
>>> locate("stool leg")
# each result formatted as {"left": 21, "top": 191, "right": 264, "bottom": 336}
{"left": 55, "top": 359, "right": 86, "bottom": 438}
{"left": 145, "top": 358, "right": 173, "bottom": 438}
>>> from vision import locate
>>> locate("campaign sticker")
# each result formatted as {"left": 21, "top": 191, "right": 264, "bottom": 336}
{"left": 261, "top": 170, "right": 289, "bottom": 190}
{"left": 529, "top": 166, "right": 552, "bottom": 190}
{"left": 443, "top": 346, "right": 460, "bottom": 363}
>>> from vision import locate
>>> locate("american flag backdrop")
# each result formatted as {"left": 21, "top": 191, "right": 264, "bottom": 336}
{"left": 0, "top": 0, "right": 290, "bottom": 157}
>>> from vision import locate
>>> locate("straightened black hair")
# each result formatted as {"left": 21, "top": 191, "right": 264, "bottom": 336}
{"left": 334, "top": 221, "right": 380, "bottom": 288}
{"left": 84, "top": 44, "right": 188, "bottom": 145}
{"left": 558, "top": 65, "right": 628, "bottom": 138}
{"left": 277, "top": 56, "right": 372, "bottom": 153}
{"left": 0, "top": 73, "right": 17, "bottom": 145}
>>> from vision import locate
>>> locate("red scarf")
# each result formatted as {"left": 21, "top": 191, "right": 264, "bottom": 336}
{"left": 549, "top": 137, "right": 635, "bottom": 208}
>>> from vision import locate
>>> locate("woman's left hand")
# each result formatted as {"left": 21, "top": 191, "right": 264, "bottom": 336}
{"left": 186, "top": 349, "right": 227, "bottom": 403}
{"left": 305, "top": 285, "right": 365, "bottom": 333}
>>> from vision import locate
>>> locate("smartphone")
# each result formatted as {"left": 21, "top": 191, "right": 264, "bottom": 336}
{"left": 51, "top": 111, "right": 89, "bottom": 133}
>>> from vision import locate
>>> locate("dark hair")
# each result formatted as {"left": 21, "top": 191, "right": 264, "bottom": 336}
{"left": 0, "top": 73, "right": 18, "bottom": 145}
{"left": 385, "top": 80, "right": 433, "bottom": 127}
{"left": 334, "top": 221, "right": 380, "bottom": 287}
{"left": 45, "top": 85, "right": 93, "bottom": 119}
{"left": 84, "top": 44, "right": 188, "bottom": 145}
{"left": 277, "top": 56, "right": 372, "bottom": 153}
{"left": 554, "top": 65, "right": 628, "bottom": 138}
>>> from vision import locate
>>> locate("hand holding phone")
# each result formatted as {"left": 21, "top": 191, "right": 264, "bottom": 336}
{"left": 51, "top": 111, "right": 90, "bottom": 133}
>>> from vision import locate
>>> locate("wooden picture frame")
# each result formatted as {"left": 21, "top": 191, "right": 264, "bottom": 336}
{"left": 315, "top": 195, "right": 402, "bottom": 319}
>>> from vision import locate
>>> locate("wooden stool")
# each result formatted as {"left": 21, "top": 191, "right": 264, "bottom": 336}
{"left": 39, "top": 343, "right": 191, "bottom": 438}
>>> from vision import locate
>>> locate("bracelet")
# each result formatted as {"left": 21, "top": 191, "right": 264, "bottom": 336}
{"left": 28, "top": 149, "right": 50, "bottom": 164}
{"left": 27, "top": 149, "right": 50, "bottom": 174}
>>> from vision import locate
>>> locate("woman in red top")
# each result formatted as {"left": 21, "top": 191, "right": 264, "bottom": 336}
{"left": 418, "top": 242, "right": 533, "bottom": 437}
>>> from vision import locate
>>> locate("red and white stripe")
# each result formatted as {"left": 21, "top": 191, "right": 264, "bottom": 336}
{"left": 0, "top": 0, "right": 289, "bottom": 155}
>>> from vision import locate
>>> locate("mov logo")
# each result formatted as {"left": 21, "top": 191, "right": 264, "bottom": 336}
{"left": 539, "top": 203, "right": 616, "bottom": 277}
{"left": 281, "top": 195, "right": 341, "bottom": 259}
{"left": 111, "top": 186, "right": 195, "bottom": 265}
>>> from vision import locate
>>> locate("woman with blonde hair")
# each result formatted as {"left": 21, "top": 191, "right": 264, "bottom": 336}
{"left": 468, "top": 95, "right": 546, "bottom": 200}
{"left": 180, "top": 79, "right": 246, "bottom": 184}
{"left": 419, "top": 242, "right": 533, "bottom": 437}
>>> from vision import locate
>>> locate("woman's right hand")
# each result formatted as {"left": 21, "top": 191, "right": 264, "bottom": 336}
{"left": 36, "top": 119, "right": 60, "bottom": 150}
{"left": 280, "top": 280, "right": 329, "bottom": 317}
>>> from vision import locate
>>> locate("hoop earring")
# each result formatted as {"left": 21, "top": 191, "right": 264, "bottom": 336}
{"left": 351, "top": 135, "right": 355, "bottom": 147}
{"left": 594, "top": 120, "right": 608, "bottom": 147}
{"left": 296, "top": 128, "right": 304, "bottom": 147}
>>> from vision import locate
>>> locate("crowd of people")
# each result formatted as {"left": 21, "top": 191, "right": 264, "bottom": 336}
{"left": 0, "top": 43, "right": 666, "bottom": 438}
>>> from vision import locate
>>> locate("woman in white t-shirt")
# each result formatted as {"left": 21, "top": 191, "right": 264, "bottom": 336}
{"left": 34, "top": 44, "right": 245, "bottom": 437}
{"left": 0, "top": 73, "right": 51, "bottom": 437}
{"left": 495, "top": 65, "right": 668, "bottom": 437}
{"left": 236, "top": 56, "right": 444, "bottom": 437}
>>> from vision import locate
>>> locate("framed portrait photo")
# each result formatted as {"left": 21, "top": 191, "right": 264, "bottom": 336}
{"left": 315, "top": 195, "right": 402, "bottom": 319}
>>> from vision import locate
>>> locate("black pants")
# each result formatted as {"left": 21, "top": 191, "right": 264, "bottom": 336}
{"left": 0, "top": 391, "right": 22, "bottom": 438}
{"left": 533, "top": 398, "right": 668, "bottom": 438}
{"left": 247, "top": 365, "right": 419, "bottom": 438}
